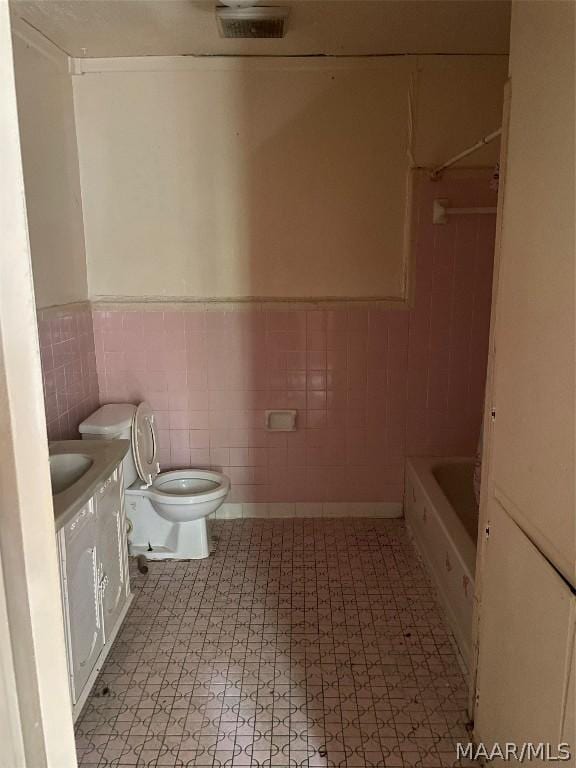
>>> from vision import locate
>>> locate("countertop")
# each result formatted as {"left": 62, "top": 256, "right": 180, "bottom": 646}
{"left": 50, "top": 439, "right": 129, "bottom": 529}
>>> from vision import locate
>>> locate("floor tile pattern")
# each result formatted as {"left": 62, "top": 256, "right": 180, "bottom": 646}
{"left": 76, "top": 520, "right": 476, "bottom": 767}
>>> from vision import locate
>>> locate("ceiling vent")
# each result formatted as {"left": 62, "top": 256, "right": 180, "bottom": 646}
{"left": 216, "top": 6, "right": 289, "bottom": 38}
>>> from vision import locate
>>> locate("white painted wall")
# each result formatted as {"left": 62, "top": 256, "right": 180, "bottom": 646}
{"left": 13, "top": 23, "right": 87, "bottom": 308}
{"left": 73, "top": 55, "right": 507, "bottom": 301}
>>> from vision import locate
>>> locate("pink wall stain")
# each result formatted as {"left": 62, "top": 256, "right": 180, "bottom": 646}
{"left": 39, "top": 172, "right": 496, "bottom": 503}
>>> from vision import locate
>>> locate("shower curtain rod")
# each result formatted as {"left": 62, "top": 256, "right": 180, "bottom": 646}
{"left": 430, "top": 128, "right": 502, "bottom": 180}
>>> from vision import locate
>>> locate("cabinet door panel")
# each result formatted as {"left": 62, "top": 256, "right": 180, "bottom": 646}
{"left": 475, "top": 498, "right": 575, "bottom": 761}
{"left": 61, "top": 503, "right": 104, "bottom": 704}
{"left": 96, "top": 468, "right": 128, "bottom": 640}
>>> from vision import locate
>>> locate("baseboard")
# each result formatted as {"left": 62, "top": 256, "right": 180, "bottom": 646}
{"left": 210, "top": 501, "right": 403, "bottom": 520}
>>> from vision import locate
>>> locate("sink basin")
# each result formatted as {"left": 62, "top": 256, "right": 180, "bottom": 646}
{"left": 49, "top": 453, "right": 94, "bottom": 495}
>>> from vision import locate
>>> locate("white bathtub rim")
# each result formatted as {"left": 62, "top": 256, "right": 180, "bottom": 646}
{"left": 406, "top": 456, "right": 477, "bottom": 578}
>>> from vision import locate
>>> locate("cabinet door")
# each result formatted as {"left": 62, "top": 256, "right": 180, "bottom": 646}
{"left": 95, "top": 468, "right": 128, "bottom": 641}
{"left": 60, "top": 503, "right": 104, "bottom": 704}
{"left": 475, "top": 499, "right": 575, "bottom": 762}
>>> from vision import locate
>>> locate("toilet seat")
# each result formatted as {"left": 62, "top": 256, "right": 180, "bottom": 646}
{"left": 129, "top": 402, "right": 229, "bottom": 508}
{"left": 142, "top": 469, "right": 230, "bottom": 506}
{"left": 132, "top": 402, "right": 159, "bottom": 487}
{"left": 127, "top": 400, "right": 230, "bottom": 526}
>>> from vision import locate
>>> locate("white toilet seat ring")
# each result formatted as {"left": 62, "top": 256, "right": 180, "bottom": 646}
{"left": 143, "top": 469, "right": 230, "bottom": 506}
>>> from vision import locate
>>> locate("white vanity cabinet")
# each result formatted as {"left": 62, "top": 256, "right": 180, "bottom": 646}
{"left": 59, "top": 502, "right": 104, "bottom": 705}
{"left": 57, "top": 465, "right": 132, "bottom": 718}
{"left": 96, "top": 469, "right": 130, "bottom": 640}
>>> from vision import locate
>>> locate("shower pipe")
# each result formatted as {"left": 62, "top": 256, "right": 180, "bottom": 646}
{"left": 430, "top": 128, "right": 502, "bottom": 180}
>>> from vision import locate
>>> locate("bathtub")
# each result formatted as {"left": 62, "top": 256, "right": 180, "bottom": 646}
{"left": 404, "top": 457, "right": 479, "bottom": 669}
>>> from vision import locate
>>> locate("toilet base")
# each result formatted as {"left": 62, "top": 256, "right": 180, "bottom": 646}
{"left": 126, "top": 493, "right": 212, "bottom": 559}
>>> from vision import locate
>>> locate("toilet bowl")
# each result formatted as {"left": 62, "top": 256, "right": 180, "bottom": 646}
{"left": 142, "top": 470, "right": 230, "bottom": 522}
{"left": 79, "top": 402, "right": 230, "bottom": 560}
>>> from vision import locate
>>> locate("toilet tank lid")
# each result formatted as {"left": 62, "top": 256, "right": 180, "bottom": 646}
{"left": 79, "top": 403, "right": 137, "bottom": 435}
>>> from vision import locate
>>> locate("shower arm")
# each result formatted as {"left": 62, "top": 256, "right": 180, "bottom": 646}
{"left": 430, "top": 128, "right": 502, "bottom": 180}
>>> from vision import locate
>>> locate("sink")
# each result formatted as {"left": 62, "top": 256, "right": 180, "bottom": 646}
{"left": 49, "top": 453, "right": 94, "bottom": 495}
{"left": 49, "top": 440, "right": 130, "bottom": 527}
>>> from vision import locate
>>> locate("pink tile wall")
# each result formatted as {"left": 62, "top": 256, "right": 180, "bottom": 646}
{"left": 92, "top": 171, "right": 496, "bottom": 504}
{"left": 407, "top": 171, "right": 496, "bottom": 455}
{"left": 37, "top": 303, "right": 100, "bottom": 440}
{"left": 94, "top": 305, "right": 409, "bottom": 503}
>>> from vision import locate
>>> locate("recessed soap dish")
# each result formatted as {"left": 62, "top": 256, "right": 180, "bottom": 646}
{"left": 265, "top": 410, "right": 297, "bottom": 432}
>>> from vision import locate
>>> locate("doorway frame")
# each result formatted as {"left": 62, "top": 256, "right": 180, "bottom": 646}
{"left": 468, "top": 78, "right": 512, "bottom": 720}
{"left": 0, "top": 2, "right": 78, "bottom": 764}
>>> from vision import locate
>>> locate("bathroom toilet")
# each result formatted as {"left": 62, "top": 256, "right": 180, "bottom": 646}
{"left": 79, "top": 403, "right": 230, "bottom": 559}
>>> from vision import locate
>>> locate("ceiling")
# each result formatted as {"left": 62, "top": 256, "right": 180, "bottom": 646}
{"left": 11, "top": 0, "right": 511, "bottom": 58}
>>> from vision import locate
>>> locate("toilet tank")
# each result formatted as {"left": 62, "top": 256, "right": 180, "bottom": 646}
{"left": 79, "top": 404, "right": 137, "bottom": 488}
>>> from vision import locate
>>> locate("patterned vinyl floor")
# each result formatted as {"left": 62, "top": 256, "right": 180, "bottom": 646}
{"left": 75, "top": 520, "right": 477, "bottom": 767}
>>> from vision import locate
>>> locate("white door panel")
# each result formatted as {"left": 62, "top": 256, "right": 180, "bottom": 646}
{"left": 488, "top": 0, "right": 575, "bottom": 587}
{"left": 96, "top": 468, "right": 128, "bottom": 641}
{"left": 60, "top": 503, "right": 104, "bottom": 704}
{"left": 475, "top": 498, "right": 575, "bottom": 761}
{"left": 473, "top": 2, "right": 575, "bottom": 752}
